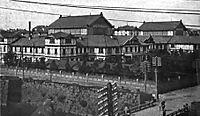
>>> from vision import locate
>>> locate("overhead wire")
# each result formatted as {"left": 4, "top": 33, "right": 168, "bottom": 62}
{"left": 1, "top": 0, "right": 200, "bottom": 28}
{"left": 10, "top": 0, "right": 200, "bottom": 15}
{"left": 1, "top": 6, "right": 200, "bottom": 28}
{"left": 0, "top": 6, "right": 60, "bottom": 15}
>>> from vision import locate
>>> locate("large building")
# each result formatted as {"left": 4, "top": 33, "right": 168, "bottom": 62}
{"left": 5, "top": 14, "right": 200, "bottom": 64}
{"left": 139, "top": 20, "right": 188, "bottom": 36}
{"left": 48, "top": 12, "right": 113, "bottom": 35}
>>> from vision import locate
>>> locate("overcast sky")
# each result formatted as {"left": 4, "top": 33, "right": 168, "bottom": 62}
{"left": 0, "top": 0, "right": 200, "bottom": 29}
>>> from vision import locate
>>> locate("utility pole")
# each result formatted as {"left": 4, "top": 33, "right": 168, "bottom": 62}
{"left": 21, "top": 46, "right": 24, "bottom": 79}
{"left": 195, "top": 59, "right": 200, "bottom": 85}
{"left": 141, "top": 60, "right": 150, "bottom": 93}
{"left": 154, "top": 66, "right": 158, "bottom": 100}
{"left": 152, "top": 56, "right": 161, "bottom": 100}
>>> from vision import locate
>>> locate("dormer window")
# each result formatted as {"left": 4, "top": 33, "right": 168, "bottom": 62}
{"left": 50, "top": 38, "right": 55, "bottom": 44}
{"left": 65, "top": 39, "right": 71, "bottom": 44}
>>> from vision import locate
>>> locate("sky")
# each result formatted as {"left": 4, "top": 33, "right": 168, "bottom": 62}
{"left": 0, "top": 0, "right": 200, "bottom": 30}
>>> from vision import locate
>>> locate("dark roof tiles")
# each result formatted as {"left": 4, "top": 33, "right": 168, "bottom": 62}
{"left": 139, "top": 21, "right": 182, "bottom": 31}
{"left": 77, "top": 35, "right": 131, "bottom": 47}
{"left": 11, "top": 35, "right": 45, "bottom": 47}
{"left": 48, "top": 14, "right": 109, "bottom": 29}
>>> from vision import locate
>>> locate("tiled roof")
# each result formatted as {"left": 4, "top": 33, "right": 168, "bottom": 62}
{"left": 124, "top": 36, "right": 149, "bottom": 46}
{"left": 115, "top": 25, "right": 140, "bottom": 31}
{"left": 48, "top": 14, "right": 111, "bottom": 29}
{"left": 76, "top": 35, "right": 131, "bottom": 47}
{"left": 32, "top": 25, "right": 48, "bottom": 34}
{"left": 1, "top": 30, "right": 27, "bottom": 38}
{"left": 168, "top": 36, "right": 200, "bottom": 44}
{"left": 141, "top": 35, "right": 200, "bottom": 44}
{"left": 138, "top": 36, "right": 172, "bottom": 44}
{"left": 47, "top": 32, "right": 72, "bottom": 39}
{"left": 139, "top": 21, "right": 182, "bottom": 31}
{"left": 11, "top": 35, "right": 45, "bottom": 47}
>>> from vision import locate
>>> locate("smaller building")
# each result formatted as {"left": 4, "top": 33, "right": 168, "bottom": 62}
{"left": 122, "top": 36, "right": 149, "bottom": 62}
{"left": 11, "top": 35, "right": 45, "bottom": 62}
{"left": 45, "top": 32, "right": 77, "bottom": 60}
{"left": 114, "top": 25, "right": 139, "bottom": 36}
{"left": 0, "top": 30, "right": 25, "bottom": 63}
{"left": 139, "top": 20, "right": 188, "bottom": 36}
{"left": 141, "top": 35, "right": 200, "bottom": 53}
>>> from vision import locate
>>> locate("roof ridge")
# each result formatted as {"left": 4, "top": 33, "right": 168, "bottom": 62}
{"left": 144, "top": 21, "right": 180, "bottom": 23}
{"left": 60, "top": 14, "right": 101, "bottom": 18}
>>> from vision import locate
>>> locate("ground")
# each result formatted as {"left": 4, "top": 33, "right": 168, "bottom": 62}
{"left": 133, "top": 84, "right": 200, "bottom": 116}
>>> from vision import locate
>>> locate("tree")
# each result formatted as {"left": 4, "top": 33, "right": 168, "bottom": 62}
{"left": 3, "top": 50, "right": 17, "bottom": 66}
{"left": 39, "top": 57, "right": 46, "bottom": 69}
{"left": 65, "top": 59, "right": 72, "bottom": 72}
{"left": 50, "top": 60, "right": 58, "bottom": 71}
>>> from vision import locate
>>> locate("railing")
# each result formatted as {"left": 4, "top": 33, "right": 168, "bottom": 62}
{"left": 167, "top": 106, "right": 189, "bottom": 116}
{"left": 1, "top": 66, "right": 156, "bottom": 92}
{"left": 119, "top": 100, "right": 156, "bottom": 116}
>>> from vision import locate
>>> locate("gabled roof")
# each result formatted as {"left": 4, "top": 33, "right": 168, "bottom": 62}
{"left": 11, "top": 35, "right": 45, "bottom": 47}
{"left": 0, "top": 30, "right": 26, "bottom": 38}
{"left": 115, "top": 25, "right": 140, "bottom": 31}
{"left": 168, "top": 36, "right": 200, "bottom": 44}
{"left": 76, "top": 35, "right": 123, "bottom": 47}
{"left": 138, "top": 35, "right": 172, "bottom": 44}
{"left": 47, "top": 32, "right": 72, "bottom": 39}
{"left": 48, "top": 13, "right": 112, "bottom": 29}
{"left": 144, "top": 35, "right": 155, "bottom": 43}
{"left": 139, "top": 20, "right": 186, "bottom": 31}
{"left": 32, "top": 25, "right": 48, "bottom": 34}
{"left": 123, "top": 36, "right": 148, "bottom": 46}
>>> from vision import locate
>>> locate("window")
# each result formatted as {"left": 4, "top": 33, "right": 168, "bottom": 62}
{"left": 35, "top": 48, "right": 38, "bottom": 53}
{"left": 24, "top": 47, "right": 27, "bottom": 53}
{"left": 79, "top": 48, "right": 82, "bottom": 54}
{"left": 3, "top": 46, "right": 6, "bottom": 52}
{"left": 115, "top": 48, "right": 119, "bottom": 53}
{"left": 76, "top": 48, "right": 79, "bottom": 54}
{"left": 138, "top": 46, "right": 140, "bottom": 52}
{"left": 65, "top": 39, "right": 71, "bottom": 44}
{"left": 90, "top": 48, "right": 94, "bottom": 53}
{"left": 171, "top": 44, "right": 175, "bottom": 48}
{"left": 84, "top": 48, "right": 86, "bottom": 53}
{"left": 99, "top": 48, "right": 103, "bottom": 53}
{"left": 71, "top": 48, "right": 74, "bottom": 54}
{"left": 47, "top": 48, "right": 50, "bottom": 54}
{"left": 55, "top": 49, "right": 57, "bottom": 55}
{"left": 41, "top": 48, "right": 44, "bottom": 53}
{"left": 143, "top": 46, "right": 146, "bottom": 52}
{"left": 107, "top": 48, "right": 112, "bottom": 54}
{"left": 30, "top": 47, "right": 32, "bottom": 53}
{"left": 125, "top": 47, "right": 128, "bottom": 53}
{"left": 130, "top": 47, "right": 133, "bottom": 52}
{"left": 135, "top": 46, "right": 137, "bottom": 52}
{"left": 50, "top": 38, "right": 55, "bottom": 44}
{"left": 63, "top": 49, "right": 66, "bottom": 55}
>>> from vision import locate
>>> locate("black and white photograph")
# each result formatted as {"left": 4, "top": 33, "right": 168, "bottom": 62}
{"left": 0, "top": 0, "right": 200, "bottom": 116}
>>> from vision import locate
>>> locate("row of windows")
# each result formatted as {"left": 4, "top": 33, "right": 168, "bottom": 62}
{"left": 0, "top": 46, "right": 7, "bottom": 52}
{"left": 12, "top": 47, "right": 44, "bottom": 54}
{"left": 124, "top": 46, "right": 148, "bottom": 53}
{"left": 48, "top": 29, "right": 87, "bottom": 35}
{"left": 46, "top": 47, "right": 121, "bottom": 56}
{"left": 114, "top": 30, "right": 138, "bottom": 36}
{"left": 139, "top": 31, "right": 173, "bottom": 36}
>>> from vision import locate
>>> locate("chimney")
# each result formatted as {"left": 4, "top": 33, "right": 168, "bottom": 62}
{"left": 28, "top": 21, "right": 32, "bottom": 40}
{"left": 100, "top": 12, "right": 103, "bottom": 16}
